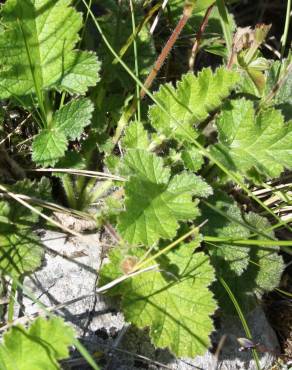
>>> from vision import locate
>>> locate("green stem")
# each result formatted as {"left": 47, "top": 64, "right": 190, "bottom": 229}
{"left": 62, "top": 175, "right": 77, "bottom": 209}
{"left": 59, "top": 91, "right": 66, "bottom": 109}
{"left": 132, "top": 226, "right": 200, "bottom": 272}
{"left": 219, "top": 277, "right": 261, "bottom": 370}
{"left": 8, "top": 280, "right": 17, "bottom": 323}
{"left": 204, "top": 235, "right": 292, "bottom": 247}
{"left": 129, "top": 0, "right": 141, "bottom": 121}
{"left": 281, "top": 0, "right": 291, "bottom": 57}
{"left": 216, "top": 0, "right": 232, "bottom": 57}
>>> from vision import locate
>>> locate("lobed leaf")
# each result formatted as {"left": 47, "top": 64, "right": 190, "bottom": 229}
{"left": 32, "top": 98, "right": 94, "bottom": 166}
{"left": 212, "top": 99, "right": 292, "bottom": 180}
{"left": 149, "top": 67, "right": 239, "bottom": 142}
{"left": 0, "top": 229, "right": 43, "bottom": 278}
{"left": 32, "top": 129, "right": 67, "bottom": 167}
{"left": 53, "top": 98, "right": 94, "bottom": 141}
{"left": 200, "top": 193, "right": 284, "bottom": 312}
{"left": 118, "top": 150, "right": 211, "bottom": 245}
{"left": 99, "top": 243, "right": 217, "bottom": 357}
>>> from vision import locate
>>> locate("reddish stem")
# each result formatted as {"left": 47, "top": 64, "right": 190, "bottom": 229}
{"left": 140, "top": 6, "right": 192, "bottom": 99}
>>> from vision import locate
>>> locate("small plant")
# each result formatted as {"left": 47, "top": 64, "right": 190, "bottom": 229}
{"left": 0, "top": 0, "right": 291, "bottom": 368}
{"left": 0, "top": 0, "right": 100, "bottom": 166}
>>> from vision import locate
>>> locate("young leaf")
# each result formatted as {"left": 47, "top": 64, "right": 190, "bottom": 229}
{"left": 181, "top": 146, "right": 204, "bottom": 172}
{"left": 122, "top": 121, "right": 150, "bottom": 150}
{"left": 0, "top": 316, "right": 75, "bottom": 370}
{"left": 53, "top": 98, "right": 94, "bottom": 141}
{"left": 118, "top": 150, "right": 212, "bottom": 245}
{"left": 32, "top": 98, "right": 94, "bottom": 166}
{"left": 0, "top": 0, "right": 100, "bottom": 98}
{"left": 149, "top": 67, "right": 239, "bottom": 142}
{"left": 32, "top": 129, "right": 67, "bottom": 167}
{"left": 212, "top": 99, "right": 292, "bottom": 180}
{"left": 99, "top": 243, "right": 217, "bottom": 357}
{"left": 58, "top": 51, "right": 101, "bottom": 94}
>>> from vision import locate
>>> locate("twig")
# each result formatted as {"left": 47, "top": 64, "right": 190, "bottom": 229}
{"left": 140, "top": 4, "right": 193, "bottom": 99}
{"left": 189, "top": 5, "right": 214, "bottom": 71}
{"left": 214, "top": 334, "right": 227, "bottom": 369}
{"left": 104, "top": 222, "right": 122, "bottom": 243}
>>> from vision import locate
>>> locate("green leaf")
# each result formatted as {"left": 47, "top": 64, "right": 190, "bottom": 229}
{"left": 201, "top": 192, "right": 251, "bottom": 275}
{"left": 32, "top": 129, "right": 67, "bottom": 167}
{"left": 243, "top": 212, "right": 284, "bottom": 293}
{"left": 265, "top": 59, "right": 292, "bottom": 120}
{"left": 201, "top": 193, "right": 284, "bottom": 312}
{"left": 118, "top": 150, "right": 211, "bottom": 245}
{"left": 181, "top": 146, "right": 204, "bottom": 171}
{"left": 0, "top": 229, "right": 43, "bottom": 278}
{"left": 149, "top": 67, "right": 239, "bottom": 142}
{"left": 0, "top": 316, "right": 75, "bottom": 370}
{"left": 122, "top": 121, "right": 149, "bottom": 150}
{"left": 99, "top": 243, "right": 217, "bottom": 357}
{"left": 212, "top": 212, "right": 284, "bottom": 313}
{"left": 0, "top": 0, "right": 100, "bottom": 98}
{"left": 53, "top": 98, "right": 94, "bottom": 141}
{"left": 32, "top": 98, "right": 94, "bottom": 166}
{"left": 212, "top": 99, "right": 292, "bottom": 180}
{"left": 58, "top": 51, "right": 101, "bottom": 95}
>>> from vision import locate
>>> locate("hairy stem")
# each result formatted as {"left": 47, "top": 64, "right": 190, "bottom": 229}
{"left": 140, "top": 4, "right": 193, "bottom": 99}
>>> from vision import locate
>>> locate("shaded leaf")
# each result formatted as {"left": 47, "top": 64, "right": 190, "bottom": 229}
{"left": 201, "top": 192, "right": 250, "bottom": 275}
{"left": 0, "top": 229, "right": 43, "bottom": 278}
